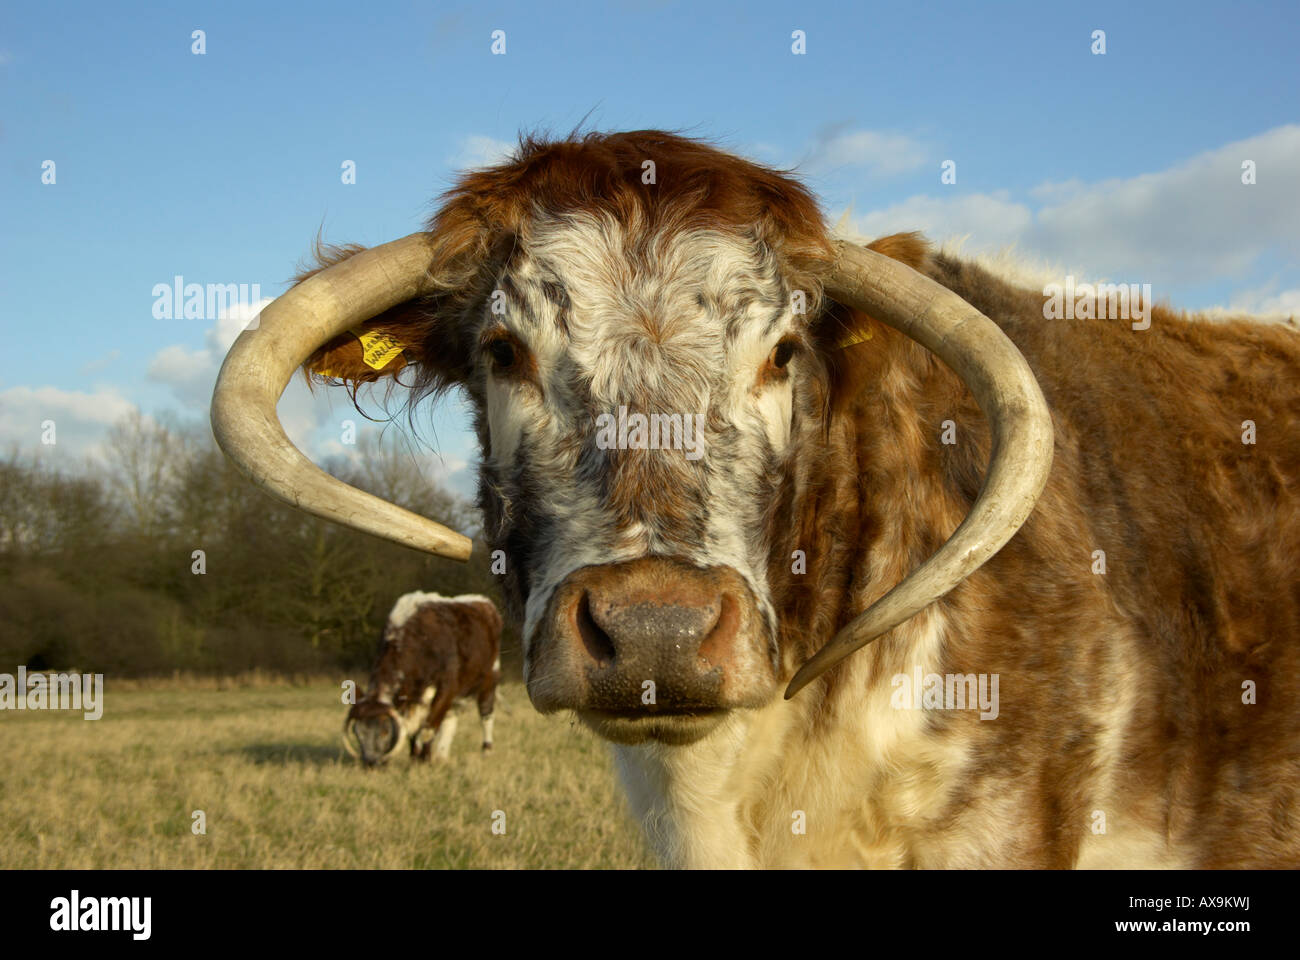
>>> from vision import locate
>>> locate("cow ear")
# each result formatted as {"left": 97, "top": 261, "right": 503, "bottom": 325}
{"left": 294, "top": 240, "right": 470, "bottom": 394}
{"left": 864, "top": 231, "right": 930, "bottom": 272}
{"left": 304, "top": 301, "right": 434, "bottom": 386}
{"left": 818, "top": 233, "right": 933, "bottom": 413}
{"left": 818, "top": 231, "right": 932, "bottom": 351}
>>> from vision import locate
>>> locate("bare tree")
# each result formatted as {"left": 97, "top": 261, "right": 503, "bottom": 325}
{"left": 103, "top": 411, "right": 188, "bottom": 540}
{"left": 332, "top": 430, "right": 479, "bottom": 534}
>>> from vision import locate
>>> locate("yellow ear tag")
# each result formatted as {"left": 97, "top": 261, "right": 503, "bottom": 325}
{"left": 836, "top": 326, "right": 873, "bottom": 349}
{"left": 352, "top": 326, "right": 406, "bottom": 370}
{"left": 309, "top": 327, "right": 406, "bottom": 378}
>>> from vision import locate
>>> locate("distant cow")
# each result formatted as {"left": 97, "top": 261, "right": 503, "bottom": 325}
{"left": 343, "top": 592, "right": 502, "bottom": 767}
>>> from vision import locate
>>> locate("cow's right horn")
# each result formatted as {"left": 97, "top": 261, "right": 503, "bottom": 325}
{"left": 786, "top": 240, "right": 1055, "bottom": 698}
{"left": 382, "top": 705, "right": 405, "bottom": 759}
{"left": 210, "top": 233, "right": 473, "bottom": 560}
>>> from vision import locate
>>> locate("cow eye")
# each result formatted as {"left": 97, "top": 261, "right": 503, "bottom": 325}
{"left": 481, "top": 330, "right": 532, "bottom": 381}
{"left": 771, "top": 339, "right": 797, "bottom": 369}
{"left": 488, "top": 339, "right": 517, "bottom": 370}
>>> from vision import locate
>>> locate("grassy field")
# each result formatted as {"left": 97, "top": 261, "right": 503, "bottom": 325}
{"left": 0, "top": 678, "right": 654, "bottom": 869}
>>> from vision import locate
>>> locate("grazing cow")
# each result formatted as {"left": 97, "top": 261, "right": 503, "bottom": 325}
{"left": 344, "top": 592, "right": 501, "bottom": 766}
{"left": 214, "top": 130, "right": 1300, "bottom": 867}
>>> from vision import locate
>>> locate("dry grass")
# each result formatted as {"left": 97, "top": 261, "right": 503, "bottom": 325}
{"left": 0, "top": 680, "right": 654, "bottom": 869}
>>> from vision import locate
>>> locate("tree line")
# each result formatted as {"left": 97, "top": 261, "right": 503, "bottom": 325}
{"left": 0, "top": 413, "right": 512, "bottom": 678}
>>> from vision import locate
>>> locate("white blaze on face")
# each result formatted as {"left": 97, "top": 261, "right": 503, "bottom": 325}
{"left": 730, "top": 330, "right": 795, "bottom": 451}
{"left": 477, "top": 212, "right": 808, "bottom": 659}
{"left": 485, "top": 361, "right": 544, "bottom": 468}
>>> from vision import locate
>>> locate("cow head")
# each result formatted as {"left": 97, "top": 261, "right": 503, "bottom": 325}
{"left": 342, "top": 699, "right": 406, "bottom": 767}
{"left": 214, "top": 131, "right": 1053, "bottom": 747}
{"left": 343, "top": 692, "right": 423, "bottom": 764}
{"left": 343, "top": 699, "right": 402, "bottom": 766}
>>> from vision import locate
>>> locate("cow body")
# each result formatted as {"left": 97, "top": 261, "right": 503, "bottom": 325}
{"left": 345, "top": 592, "right": 502, "bottom": 765}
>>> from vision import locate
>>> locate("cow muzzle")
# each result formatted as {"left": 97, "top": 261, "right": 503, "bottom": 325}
{"left": 527, "top": 557, "right": 777, "bottom": 744}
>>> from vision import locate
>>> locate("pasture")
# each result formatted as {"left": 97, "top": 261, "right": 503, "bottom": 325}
{"left": 0, "top": 676, "right": 653, "bottom": 869}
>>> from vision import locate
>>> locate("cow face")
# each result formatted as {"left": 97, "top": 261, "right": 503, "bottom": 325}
{"left": 464, "top": 214, "right": 832, "bottom": 745}
{"left": 303, "top": 133, "right": 842, "bottom": 746}
{"left": 344, "top": 700, "right": 404, "bottom": 767}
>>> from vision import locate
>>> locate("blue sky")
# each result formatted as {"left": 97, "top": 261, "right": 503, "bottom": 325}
{"left": 2, "top": 0, "right": 1297, "bottom": 496}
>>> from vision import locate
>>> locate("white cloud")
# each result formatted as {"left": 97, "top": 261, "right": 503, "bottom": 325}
{"left": 1250, "top": 288, "right": 1300, "bottom": 317}
{"left": 1028, "top": 126, "right": 1300, "bottom": 282}
{"left": 848, "top": 191, "right": 1035, "bottom": 255}
{"left": 148, "top": 345, "right": 210, "bottom": 396}
{"left": 0, "top": 385, "right": 138, "bottom": 463}
{"left": 847, "top": 124, "right": 1300, "bottom": 292}
{"left": 1202, "top": 283, "right": 1300, "bottom": 323}
{"left": 451, "top": 135, "right": 515, "bottom": 170}
{"left": 744, "top": 140, "right": 783, "bottom": 161}
{"left": 146, "top": 298, "right": 272, "bottom": 410}
{"left": 78, "top": 349, "right": 121, "bottom": 376}
{"left": 802, "top": 127, "right": 928, "bottom": 178}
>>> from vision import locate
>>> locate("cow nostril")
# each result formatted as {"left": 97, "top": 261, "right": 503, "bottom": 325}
{"left": 696, "top": 593, "right": 740, "bottom": 669}
{"left": 574, "top": 591, "right": 617, "bottom": 667}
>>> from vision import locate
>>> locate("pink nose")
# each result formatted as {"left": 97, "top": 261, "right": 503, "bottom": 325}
{"left": 528, "top": 556, "right": 772, "bottom": 714}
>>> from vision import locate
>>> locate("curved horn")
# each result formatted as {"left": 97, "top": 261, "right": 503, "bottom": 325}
{"left": 210, "top": 233, "right": 472, "bottom": 560}
{"left": 342, "top": 717, "right": 361, "bottom": 759}
{"left": 785, "top": 240, "right": 1055, "bottom": 699}
{"left": 382, "top": 704, "right": 406, "bottom": 760}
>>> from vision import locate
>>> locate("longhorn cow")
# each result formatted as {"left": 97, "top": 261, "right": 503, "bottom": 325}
{"left": 214, "top": 131, "right": 1300, "bottom": 867}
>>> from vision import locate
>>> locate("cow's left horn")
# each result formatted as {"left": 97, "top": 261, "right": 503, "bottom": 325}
{"left": 785, "top": 240, "right": 1055, "bottom": 698}
{"left": 342, "top": 718, "right": 361, "bottom": 759}
{"left": 210, "top": 233, "right": 472, "bottom": 560}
